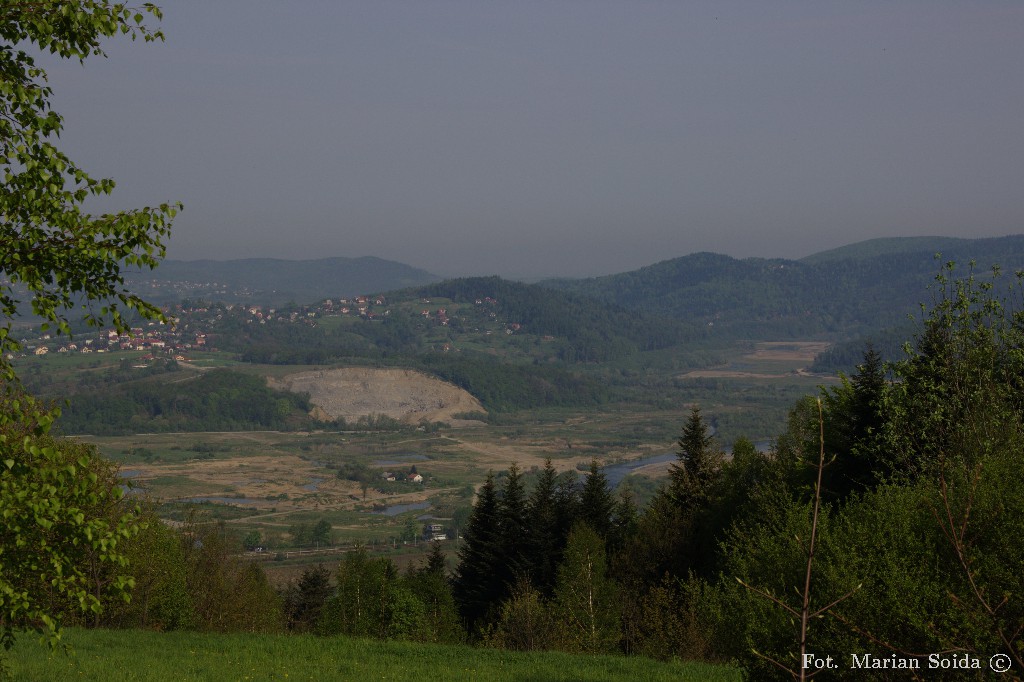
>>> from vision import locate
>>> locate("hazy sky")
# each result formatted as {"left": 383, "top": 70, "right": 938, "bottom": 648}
{"left": 39, "top": 1, "right": 1024, "bottom": 278}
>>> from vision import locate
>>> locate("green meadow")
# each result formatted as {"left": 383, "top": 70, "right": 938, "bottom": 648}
{"left": 8, "top": 629, "right": 741, "bottom": 682}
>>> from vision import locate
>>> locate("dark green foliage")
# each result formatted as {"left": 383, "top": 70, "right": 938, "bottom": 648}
{"left": 311, "top": 519, "right": 332, "bottom": 546}
{"left": 544, "top": 236, "right": 1024, "bottom": 339}
{"left": 180, "top": 518, "right": 283, "bottom": 633}
{"left": 525, "top": 460, "right": 562, "bottom": 596}
{"left": 415, "top": 276, "right": 696, "bottom": 361}
{"left": 608, "top": 486, "right": 638, "bottom": 553}
{"left": 701, "top": 265, "right": 1024, "bottom": 677}
{"left": 485, "top": 579, "right": 557, "bottom": 652}
{"left": 320, "top": 547, "right": 462, "bottom": 643}
{"left": 668, "top": 406, "right": 723, "bottom": 511}
{"left": 283, "top": 565, "right": 332, "bottom": 633}
{"left": 454, "top": 474, "right": 503, "bottom": 633}
{"left": 419, "top": 356, "right": 610, "bottom": 412}
{"left": 496, "top": 464, "right": 530, "bottom": 595}
{"left": 57, "top": 368, "right": 311, "bottom": 435}
{"left": 810, "top": 324, "right": 914, "bottom": 374}
{"left": 820, "top": 345, "right": 888, "bottom": 499}
{"left": 579, "top": 460, "right": 615, "bottom": 540}
{"left": 405, "top": 547, "right": 464, "bottom": 644}
{"left": 878, "top": 265, "right": 1024, "bottom": 481}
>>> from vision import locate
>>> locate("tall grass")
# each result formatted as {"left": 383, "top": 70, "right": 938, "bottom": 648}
{"left": 8, "top": 628, "right": 741, "bottom": 681}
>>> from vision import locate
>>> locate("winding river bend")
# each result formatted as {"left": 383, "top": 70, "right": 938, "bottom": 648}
{"left": 602, "top": 440, "right": 771, "bottom": 488}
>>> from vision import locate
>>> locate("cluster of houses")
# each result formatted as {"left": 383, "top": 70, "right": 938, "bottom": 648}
{"left": 15, "top": 323, "right": 205, "bottom": 362}
{"left": 380, "top": 471, "right": 424, "bottom": 484}
{"left": 319, "top": 295, "right": 389, "bottom": 320}
{"left": 15, "top": 288, "right": 529, "bottom": 363}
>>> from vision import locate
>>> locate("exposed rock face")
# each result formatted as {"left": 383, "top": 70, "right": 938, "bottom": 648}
{"left": 268, "top": 367, "right": 486, "bottom": 426}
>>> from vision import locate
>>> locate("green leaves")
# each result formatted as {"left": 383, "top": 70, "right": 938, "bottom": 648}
{"left": 1, "top": 0, "right": 171, "bottom": 653}
{"left": 1, "top": 2, "right": 180, "bottom": 375}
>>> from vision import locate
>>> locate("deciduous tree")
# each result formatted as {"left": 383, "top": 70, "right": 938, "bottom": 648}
{"left": 1, "top": 0, "right": 180, "bottom": 656}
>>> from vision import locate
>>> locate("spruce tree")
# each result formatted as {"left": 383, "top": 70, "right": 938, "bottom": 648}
{"left": 496, "top": 463, "right": 531, "bottom": 596}
{"left": 553, "top": 469, "right": 581, "bottom": 548}
{"left": 579, "top": 459, "right": 615, "bottom": 539}
{"left": 422, "top": 540, "right": 448, "bottom": 578}
{"left": 825, "top": 345, "right": 888, "bottom": 499}
{"left": 669, "top": 406, "right": 723, "bottom": 510}
{"left": 453, "top": 473, "right": 502, "bottom": 632}
{"left": 283, "top": 564, "right": 332, "bottom": 633}
{"left": 609, "top": 486, "right": 639, "bottom": 551}
{"left": 526, "top": 459, "right": 562, "bottom": 596}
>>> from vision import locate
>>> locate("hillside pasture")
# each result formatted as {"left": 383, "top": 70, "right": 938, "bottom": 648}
{"left": 9, "top": 628, "right": 742, "bottom": 682}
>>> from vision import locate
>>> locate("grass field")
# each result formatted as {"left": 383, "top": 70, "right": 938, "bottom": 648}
{"left": 7, "top": 629, "right": 743, "bottom": 682}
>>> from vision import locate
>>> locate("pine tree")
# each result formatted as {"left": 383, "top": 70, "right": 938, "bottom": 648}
{"left": 526, "top": 459, "right": 561, "bottom": 596}
{"left": 453, "top": 473, "right": 502, "bottom": 632}
{"left": 497, "top": 463, "right": 531, "bottom": 592}
{"left": 553, "top": 469, "right": 581, "bottom": 542}
{"left": 423, "top": 540, "right": 448, "bottom": 578}
{"left": 668, "top": 406, "right": 723, "bottom": 510}
{"left": 408, "top": 543, "right": 464, "bottom": 643}
{"left": 824, "top": 345, "right": 888, "bottom": 499}
{"left": 579, "top": 459, "right": 615, "bottom": 539}
{"left": 609, "top": 486, "right": 639, "bottom": 551}
{"left": 283, "top": 564, "right": 332, "bottom": 632}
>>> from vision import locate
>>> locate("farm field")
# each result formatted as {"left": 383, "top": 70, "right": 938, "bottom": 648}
{"left": 44, "top": 339, "right": 837, "bottom": 547}
{"left": 8, "top": 629, "right": 743, "bottom": 682}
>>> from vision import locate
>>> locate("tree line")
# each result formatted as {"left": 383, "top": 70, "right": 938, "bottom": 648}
{"left": 56, "top": 369, "right": 312, "bottom": 435}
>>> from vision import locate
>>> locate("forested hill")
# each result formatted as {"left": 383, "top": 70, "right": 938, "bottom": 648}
{"left": 123, "top": 256, "right": 441, "bottom": 305}
{"left": 542, "top": 235, "right": 1024, "bottom": 340}
{"left": 409, "top": 276, "right": 697, "bottom": 357}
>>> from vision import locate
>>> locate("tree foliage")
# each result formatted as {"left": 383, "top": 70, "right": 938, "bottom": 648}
{"left": 0, "top": 392, "right": 138, "bottom": 648}
{"left": 1, "top": 1, "right": 179, "bottom": 655}
{"left": 0, "top": 1, "right": 180, "bottom": 359}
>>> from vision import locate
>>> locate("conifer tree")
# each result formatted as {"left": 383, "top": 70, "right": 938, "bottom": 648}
{"left": 422, "top": 540, "right": 448, "bottom": 578}
{"left": 408, "top": 543, "right": 463, "bottom": 643}
{"left": 823, "top": 345, "right": 888, "bottom": 499}
{"left": 283, "top": 565, "right": 332, "bottom": 633}
{"left": 669, "top": 406, "right": 723, "bottom": 510}
{"left": 497, "top": 463, "right": 531, "bottom": 591}
{"left": 453, "top": 473, "right": 502, "bottom": 632}
{"left": 553, "top": 469, "right": 582, "bottom": 541}
{"left": 579, "top": 459, "right": 615, "bottom": 539}
{"left": 609, "top": 486, "right": 639, "bottom": 551}
{"left": 526, "top": 459, "right": 562, "bottom": 595}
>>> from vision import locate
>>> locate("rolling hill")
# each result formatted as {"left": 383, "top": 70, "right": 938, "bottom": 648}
{"left": 542, "top": 235, "right": 1024, "bottom": 341}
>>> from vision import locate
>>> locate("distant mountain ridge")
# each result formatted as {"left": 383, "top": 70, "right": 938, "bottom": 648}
{"left": 125, "top": 256, "right": 441, "bottom": 304}
{"left": 799, "top": 235, "right": 1024, "bottom": 263}
{"left": 542, "top": 234, "right": 1024, "bottom": 340}
{"left": 124, "top": 235, "right": 1024, "bottom": 343}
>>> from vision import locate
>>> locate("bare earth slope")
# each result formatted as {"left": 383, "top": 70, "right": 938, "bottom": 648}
{"left": 268, "top": 368, "right": 486, "bottom": 426}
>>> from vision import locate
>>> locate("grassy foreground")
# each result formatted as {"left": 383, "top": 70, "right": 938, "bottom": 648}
{"left": 8, "top": 629, "right": 742, "bottom": 681}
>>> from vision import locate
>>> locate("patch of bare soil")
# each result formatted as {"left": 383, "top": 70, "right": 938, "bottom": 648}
{"left": 681, "top": 370, "right": 787, "bottom": 379}
{"left": 128, "top": 454, "right": 431, "bottom": 514}
{"left": 745, "top": 341, "right": 832, "bottom": 362}
{"left": 680, "top": 341, "right": 833, "bottom": 378}
{"left": 267, "top": 367, "right": 486, "bottom": 426}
